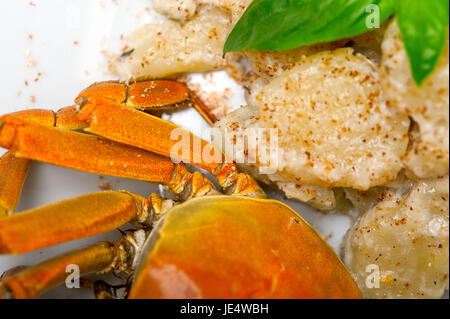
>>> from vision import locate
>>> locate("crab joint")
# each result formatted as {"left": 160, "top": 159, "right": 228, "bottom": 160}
{"left": 166, "top": 164, "right": 220, "bottom": 200}
{"left": 213, "top": 161, "right": 266, "bottom": 199}
{"left": 118, "top": 229, "right": 148, "bottom": 272}
{"left": 0, "top": 107, "right": 89, "bottom": 131}
{"left": 80, "top": 278, "right": 128, "bottom": 299}
{"left": 135, "top": 193, "right": 175, "bottom": 227}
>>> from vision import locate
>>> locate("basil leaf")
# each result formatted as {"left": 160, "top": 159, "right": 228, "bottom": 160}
{"left": 395, "top": 0, "right": 449, "bottom": 86}
{"left": 224, "top": 0, "right": 394, "bottom": 54}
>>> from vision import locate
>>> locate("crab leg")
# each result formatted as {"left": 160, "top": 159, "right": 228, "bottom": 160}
{"left": 76, "top": 81, "right": 263, "bottom": 196}
{"left": 77, "top": 81, "right": 217, "bottom": 125}
{"left": 0, "top": 114, "right": 217, "bottom": 199}
{"left": 0, "top": 117, "right": 217, "bottom": 252}
{"left": 0, "top": 118, "right": 174, "bottom": 183}
{"left": 77, "top": 95, "right": 264, "bottom": 197}
{"left": 0, "top": 186, "right": 175, "bottom": 255}
{"left": 0, "top": 193, "right": 176, "bottom": 298}
{"left": 0, "top": 191, "right": 146, "bottom": 254}
{"left": 0, "top": 242, "right": 123, "bottom": 299}
{"left": 1, "top": 80, "right": 261, "bottom": 197}
{"left": 0, "top": 152, "right": 29, "bottom": 217}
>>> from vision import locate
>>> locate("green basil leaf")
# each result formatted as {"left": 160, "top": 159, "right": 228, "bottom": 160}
{"left": 224, "top": 0, "right": 394, "bottom": 54}
{"left": 395, "top": 0, "right": 449, "bottom": 86}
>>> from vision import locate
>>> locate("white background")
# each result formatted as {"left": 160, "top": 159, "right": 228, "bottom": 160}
{"left": 0, "top": 0, "right": 353, "bottom": 298}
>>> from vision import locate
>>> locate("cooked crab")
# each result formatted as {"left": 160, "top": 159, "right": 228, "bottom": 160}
{"left": 0, "top": 80, "right": 361, "bottom": 299}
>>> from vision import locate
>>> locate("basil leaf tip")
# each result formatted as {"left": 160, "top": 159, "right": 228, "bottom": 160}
{"left": 395, "top": 0, "right": 449, "bottom": 86}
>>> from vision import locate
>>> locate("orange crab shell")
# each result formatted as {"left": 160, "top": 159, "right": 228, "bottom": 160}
{"left": 129, "top": 196, "right": 362, "bottom": 299}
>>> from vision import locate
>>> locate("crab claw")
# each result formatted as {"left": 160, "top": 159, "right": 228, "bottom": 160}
{"left": 76, "top": 80, "right": 217, "bottom": 125}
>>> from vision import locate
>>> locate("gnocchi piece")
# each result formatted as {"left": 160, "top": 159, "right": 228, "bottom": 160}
{"left": 344, "top": 170, "right": 414, "bottom": 215}
{"left": 257, "top": 48, "right": 410, "bottom": 190}
{"left": 210, "top": 0, "right": 253, "bottom": 24}
{"left": 215, "top": 105, "right": 337, "bottom": 210}
{"left": 381, "top": 20, "right": 449, "bottom": 179}
{"left": 277, "top": 182, "right": 336, "bottom": 211}
{"left": 243, "top": 29, "right": 384, "bottom": 81}
{"left": 117, "top": 6, "right": 231, "bottom": 80}
{"left": 242, "top": 28, "right": 386, "bottom": 81}
{"left": 343, "top": 176, "right": 449, "bottom": 299}
{"left": 152, "top": 0, "right": 198, "bottom": 21}
{"left": 242, "top": 43, "right": 346, "bottom": 81}
{"left": 152, "top": 0, "right": 252, "bottom": 23}
{"left": 343, "top": 186, "right": 388, "bottom": 216}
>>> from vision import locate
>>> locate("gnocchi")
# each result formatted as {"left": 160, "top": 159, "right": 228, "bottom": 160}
{"left": 343, "top": 176, "right": 449, "bottom": 298}
{"left": 243, "top": 28, "right": 386, "bottom": 81}
{"left": 117, "top": 6, "right": 231, "bottom": 80}
{"left": 381, "top": 20, "right": 449, "bottom": 179}
{"left": 116, "top": 3, "right": 449, "bottom": 299}
{"left": 257, "top": 48, "right": 410, "bottom": 190}
{"left": 215, "top": 104, "right": 337, "bottom": 210}
{"left": 153, "top": 0, "right": 252, "bottom": 24}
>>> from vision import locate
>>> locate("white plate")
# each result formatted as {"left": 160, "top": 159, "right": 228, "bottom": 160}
{"left": 0, "top": 0, "right": 353, "bottom": 299}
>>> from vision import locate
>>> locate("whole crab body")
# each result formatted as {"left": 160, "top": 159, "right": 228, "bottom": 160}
{"left": 0, "top": 80, "right": 361, "bottom": 299}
